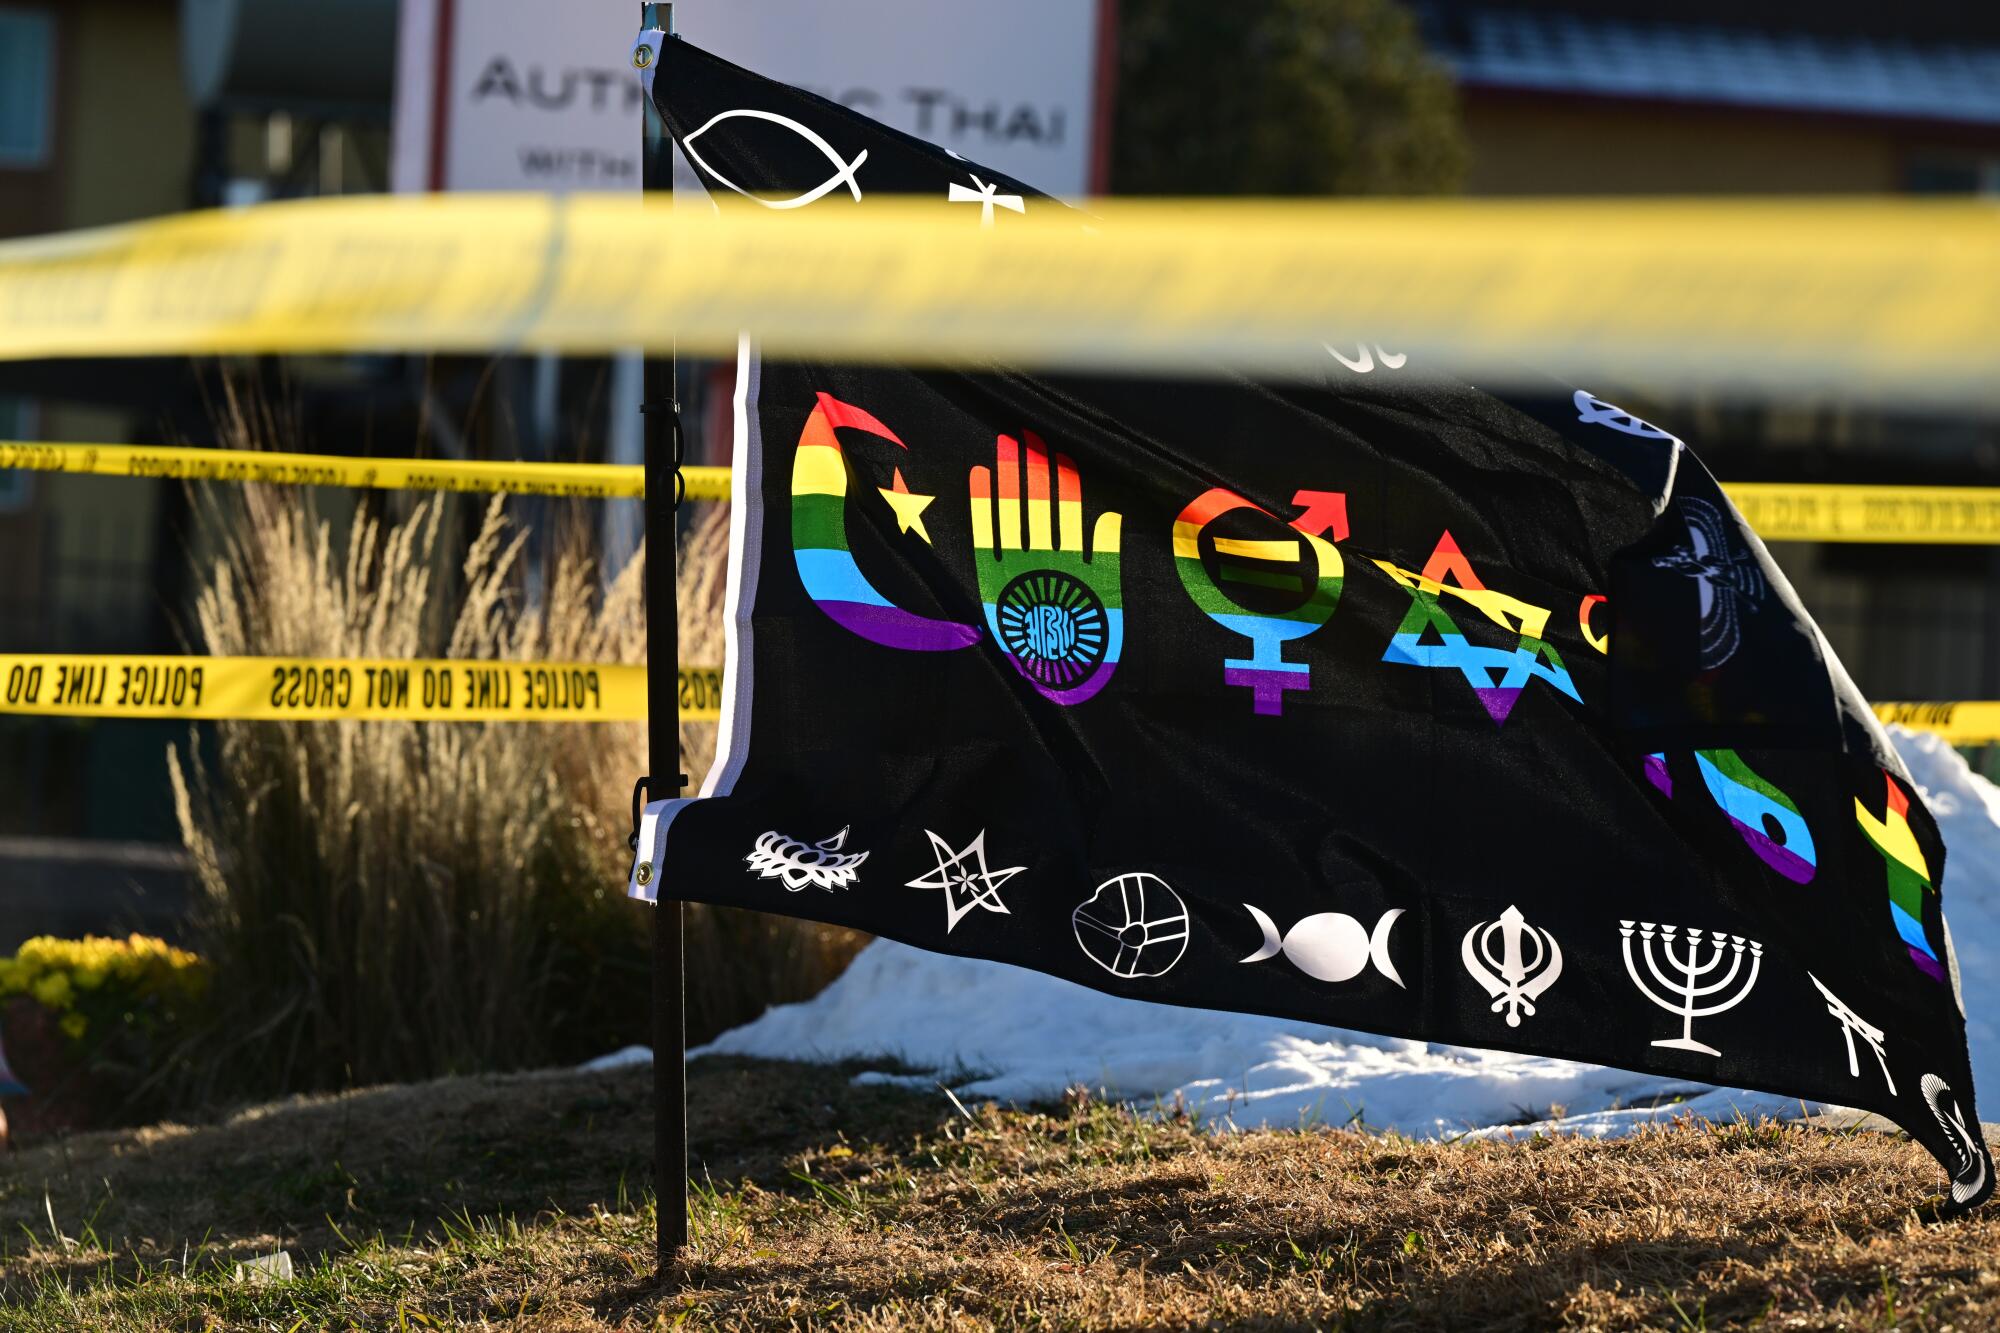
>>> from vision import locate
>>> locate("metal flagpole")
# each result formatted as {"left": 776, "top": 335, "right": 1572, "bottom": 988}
{"left": 639, "top": 0, "right": 689, "bottom": 1277}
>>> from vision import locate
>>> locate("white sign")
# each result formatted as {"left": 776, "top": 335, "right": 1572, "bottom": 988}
{"left": 393, "top": 0, "right": 1109, "bottom": 196}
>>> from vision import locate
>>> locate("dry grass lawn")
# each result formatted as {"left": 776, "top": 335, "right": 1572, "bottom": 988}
{"left": 1, "top": 1056, "right": 1997, "bottom": 1330}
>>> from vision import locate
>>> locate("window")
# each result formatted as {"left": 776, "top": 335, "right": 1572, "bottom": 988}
{"left": 1906, "top": 155, "right": 2000, "bottom": 196}
{"left": 0, "top": 397, "right": 34, "bottom": 512}
{"left": 0, "top": 9, "right": 52, "bottom": 169}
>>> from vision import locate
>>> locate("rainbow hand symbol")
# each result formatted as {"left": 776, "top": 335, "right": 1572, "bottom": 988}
{"left": 969, "top": 434, "right": 1124, "bottom": 706}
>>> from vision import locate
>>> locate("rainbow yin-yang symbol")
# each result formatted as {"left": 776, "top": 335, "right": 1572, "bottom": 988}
{"left": 1693, "top": 748, "right": 1817, "bottom": 884}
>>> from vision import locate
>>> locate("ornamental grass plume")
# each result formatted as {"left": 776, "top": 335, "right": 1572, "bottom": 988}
{"left": 165, "top": 484, "right": 645, "bottom": 1100}
{"left": 164, "top": 388, "right": 860, "bottom": 1104}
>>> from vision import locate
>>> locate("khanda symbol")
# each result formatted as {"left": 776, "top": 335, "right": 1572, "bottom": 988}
{"left": 1461, "top": 905, "right": 1563, "bottom": 1027}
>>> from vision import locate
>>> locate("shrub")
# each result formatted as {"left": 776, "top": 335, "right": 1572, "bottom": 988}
{"left": 166, "top": 466, "right": 862, "bottom": 1106}
{"left": 0, "top": 934, "right": 210, "bottom": 1127}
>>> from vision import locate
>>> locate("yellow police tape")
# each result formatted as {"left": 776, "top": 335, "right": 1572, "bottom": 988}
{"left": 0, "top": 440, "right": 730, "bottom": 502}
{"left": 0, "top": 654, "right": 1989, "bottom": 743}
{"left": 1724, "top": 484, "right": 2000, "bottom": 545}
{"left": 7, "top": 437, "right": 1998, "bottom": 545}
{"left": 1874, "top": 703, "right": 2000, "bottom": 746}
{"left": 0, "top": 655, "right": 724, "bottom": 722}
{"left": 0, "top": 654, "right": 1991, "bottom": 743}
{"left": 0, "top": 195, "right": 1993, "bottom": 401}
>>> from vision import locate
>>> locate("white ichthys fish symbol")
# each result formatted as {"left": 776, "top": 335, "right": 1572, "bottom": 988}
{"left": 1240, "top": 903, "right": 1405, "bottom": 987}
{"left": 682, "top": 108, "right": 868, "bottom": 210}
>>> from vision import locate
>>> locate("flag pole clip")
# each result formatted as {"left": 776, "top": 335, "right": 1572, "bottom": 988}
{"left": 628, "top": 772, "right": 690, "bottom": 855}
{"left": 640, "top": 397, "right": 686, "bottom": 507}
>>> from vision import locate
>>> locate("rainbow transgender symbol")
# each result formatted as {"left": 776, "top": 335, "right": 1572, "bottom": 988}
{"left": 1692, "top": 749, "right": 1817, "bottom": 884}
{"left": 970, "top": 433, "right": 1124, "bottom": 706}
{"left": 1172, "top": 488, "right": 1346, "bottom": 716}
{"left": 791, "top": 392, "right": 981, "bottom": 652}
{"left": 1374, "top": 532, "right": 1581, "bottom": 725}
{"left": 1856, "top": 771, "right": 1945, "bottom": 982}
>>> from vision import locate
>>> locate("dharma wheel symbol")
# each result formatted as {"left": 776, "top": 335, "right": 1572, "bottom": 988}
{"left": 995, "top": 570, "right": 1108, "bottom": 691}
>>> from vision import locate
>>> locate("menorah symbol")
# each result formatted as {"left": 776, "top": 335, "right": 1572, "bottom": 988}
{"left": 1619, "top": 920, "right": 1763, "bottom": 1057}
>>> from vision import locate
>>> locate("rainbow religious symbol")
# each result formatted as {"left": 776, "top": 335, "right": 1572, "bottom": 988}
{"left": 1374, "top": 532, "right": 1581, "bottom": 725}
{"left": 1693, "top": 749, "right": 1817, "bottom": 884}
{"left": 790, "top": 392, "right": 981, "bottom": 653}
{"left": 1856, "top": 770, "right": 1946, "bottom": 982}
{"left": 969, "top": 433, "right": 1124, "bottom": 706}
{"left": 1172, "top": 488, "right": 1347, "bottom": 716}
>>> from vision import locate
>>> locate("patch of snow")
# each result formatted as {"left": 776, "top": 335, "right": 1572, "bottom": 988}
{"left": 692, "top": 727, "right": 2000, "bottom": 1138}
{"left": 579, "top": 1044, "right": 654, "bottom": 1072}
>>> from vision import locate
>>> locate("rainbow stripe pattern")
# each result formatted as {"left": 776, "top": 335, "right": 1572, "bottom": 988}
{"left": 1171, "top": 487, "right": 1344, "bottom": 716}
{"left": 791, "top": 392, "right": 981, "bottom": 653}
{"left": 1374, "top": 532, "right": 1580, "bottom": 725}
{"left": 968, "top": 434, "right": 1123, "bottom": 706}
{"left": 1856, "top": 771, "right": 1945, "bottom": 982}
{"left": 1693, "top": 748, "right": 1817, "bottom": 884}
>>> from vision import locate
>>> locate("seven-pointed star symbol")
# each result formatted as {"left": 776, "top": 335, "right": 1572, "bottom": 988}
{"left": 906, "top": 829, "right": 1026, "bottom": 932}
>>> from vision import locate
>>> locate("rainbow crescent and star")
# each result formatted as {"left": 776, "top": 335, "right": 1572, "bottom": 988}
{"left": 790, "top": 391, "right": 981, "bottom": 652}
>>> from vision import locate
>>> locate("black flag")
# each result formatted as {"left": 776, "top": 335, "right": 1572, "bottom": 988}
{"left": 631, "top": 32, "right": 1990, "bottom": 1209}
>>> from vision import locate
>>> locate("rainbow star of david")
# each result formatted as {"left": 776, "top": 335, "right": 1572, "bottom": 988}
{"left": 1373, "top": 533, "right": 1581, "bottom": 725}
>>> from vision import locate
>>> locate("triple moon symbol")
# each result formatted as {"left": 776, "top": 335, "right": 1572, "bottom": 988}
{"left": 1240, "top": 903, "right": 1405, "bottom": 987}
{"left": 995, "top": 571, "right": 1109, "bottom": 691}
{"left": 682, "top": 108, "right": 868, "bottom": 209}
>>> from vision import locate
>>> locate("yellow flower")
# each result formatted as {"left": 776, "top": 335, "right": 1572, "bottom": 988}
{"left": 0, "top": 934, "right": 207, "bottom": 1011}
{"left": 59, "top": 1012, "right": 87, "bottom": 1041}
{"left": 30, "top": 972, "right": 73, "bottom": 1010}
